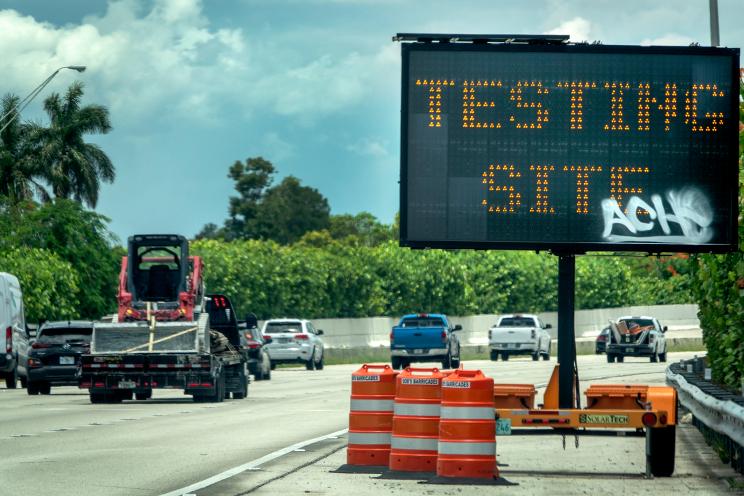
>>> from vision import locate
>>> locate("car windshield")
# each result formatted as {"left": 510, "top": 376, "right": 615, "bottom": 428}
{"left": 497, "top": 317, "right": 535, "bottom": 327}
{"left": 38, "top": 328, "right": 92, "bottom": 344}
{"left": 264, "top": 322, "right": 302, "bottom": 334}
{"left": 401, "top": 317, "right": 444, "bottom": 327}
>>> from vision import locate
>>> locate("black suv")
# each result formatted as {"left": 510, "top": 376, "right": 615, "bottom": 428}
{"left": 27, "top": 321, "right": 93, "bottom": 395}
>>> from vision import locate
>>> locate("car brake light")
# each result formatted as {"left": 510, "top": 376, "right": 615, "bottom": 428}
{"left": 441, "top": 330, "right": 447, "bottom": 343}
{"left": 5, "top": 327, "right": 11, "bottom": 353}
{"left": 596, "top": 335, "right": 607, "bottom": 342}
{"left": 389, "top": 331, "right": 394, "bottom": 343}
{"left": 294, "top": 334, "right": 309, "bottom": 340}
{"left": 245, "top": 340, "right": 260, "bottom": 349}
{"left": 641, "top": 412, "right": 657, "bottom": 427}
{"left": 32, "top": 342, "right": 51, "bottom": 349}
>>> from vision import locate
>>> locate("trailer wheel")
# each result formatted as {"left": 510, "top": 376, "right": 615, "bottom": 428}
{"left": 90, "top": 392, "right": 106, "bottom": 404}
{"left": 649, "top": 426, "right": 676, "bottom": 477}
{"left": 489, "top": 350, "right": 498, "bottom": 361}
{"left": 135, "top": 391, "right": 151, "bottom": 401}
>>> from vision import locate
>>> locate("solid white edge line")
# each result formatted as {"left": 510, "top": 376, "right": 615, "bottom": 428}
{"left": 159, "top": 428, "right": 349, "bottom": 496}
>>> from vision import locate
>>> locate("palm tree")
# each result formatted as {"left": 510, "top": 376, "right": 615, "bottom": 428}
{"left": 28, "top": 81, "right": 114, "bottom": 208}
{"left": 0, "top": 94, "right": 50, "bottom": 203}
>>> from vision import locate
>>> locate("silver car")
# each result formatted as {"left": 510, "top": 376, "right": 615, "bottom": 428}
{"left": 262, "top": 319, "right": 325, "bottom": 370}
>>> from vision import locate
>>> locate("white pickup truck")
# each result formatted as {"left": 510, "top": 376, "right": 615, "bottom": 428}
{"left": 488, "top": 314, "right": 552, "bottom": 361}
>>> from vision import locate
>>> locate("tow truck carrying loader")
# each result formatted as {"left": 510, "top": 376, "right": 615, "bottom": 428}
{"left": 79, "top": 234, "right": 248, "bottom": 403}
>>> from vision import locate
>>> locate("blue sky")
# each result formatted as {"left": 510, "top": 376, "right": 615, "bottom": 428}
{"left": 0, "top": 0, "right": 742, "bottom": 243}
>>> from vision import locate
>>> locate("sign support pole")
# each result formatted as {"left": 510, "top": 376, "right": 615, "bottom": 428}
{"left": 557, "top": 253, "right": 576, "bottom": 409}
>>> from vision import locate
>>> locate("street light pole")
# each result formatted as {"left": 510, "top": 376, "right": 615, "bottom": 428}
{"left": 709, "top": 0, "right": 720, "bottom": 46}
{"left": 0, "top": 65, "right": 86, "bottom": 134}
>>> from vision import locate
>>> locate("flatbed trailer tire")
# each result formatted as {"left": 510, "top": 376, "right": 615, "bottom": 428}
{"left": 649, "top": 425, "right": 676, "bottom": 477}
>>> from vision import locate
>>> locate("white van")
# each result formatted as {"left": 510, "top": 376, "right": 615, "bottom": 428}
{"left": 0, "top": 273, "right": 27, "bottom": 389}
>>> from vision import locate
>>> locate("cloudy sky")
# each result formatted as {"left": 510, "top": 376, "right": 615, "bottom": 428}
{"left": 1, "top": 0, "right": 742, "bottom": 242}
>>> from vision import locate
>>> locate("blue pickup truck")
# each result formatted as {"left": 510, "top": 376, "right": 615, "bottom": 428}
{"left": 389, "top": 313, "right": 462, "bottom": 369}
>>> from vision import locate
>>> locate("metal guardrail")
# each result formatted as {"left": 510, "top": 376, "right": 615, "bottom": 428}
{"left": 666, "top": 360, "right": 744, "bottom": 474}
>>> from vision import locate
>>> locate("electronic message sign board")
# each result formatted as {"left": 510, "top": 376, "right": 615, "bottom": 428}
{"left": 400, "top": 42, "right": 740, "bottom": 252}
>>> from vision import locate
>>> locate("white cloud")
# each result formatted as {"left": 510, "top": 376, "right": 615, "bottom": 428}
{"left": 0, "top": 0, "right": 397, "bottom": 126}
{"left": 547, "top": 16, "right": 592, "bottom": 42}
{"left": 346, "top": 137, "right": 389, "bottom": 158}
{"left": 640, "top": 34, "right": 697, "bottom": 46}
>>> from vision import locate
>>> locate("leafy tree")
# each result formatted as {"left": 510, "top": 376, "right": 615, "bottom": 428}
{"left": 0, "top": 199, "right": 121, "bottom": 319}
{"left": 253, "top": 176, "right": 331, "bottom": 244}
{"left": 329, "top": 212, "right": 393, "bottom": 246}
{"left": 0, "top": 94, "right": 49, "bottom": 203}
{"left": 27, "top": 82, "right": 113, "bottom": 208}
{"left": 224, "top": 157, "right": 275, "bottom": 239}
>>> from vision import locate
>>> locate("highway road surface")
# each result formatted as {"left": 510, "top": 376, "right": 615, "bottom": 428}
{"left": 2, "top": 352, "right": 742, "bottom": 495}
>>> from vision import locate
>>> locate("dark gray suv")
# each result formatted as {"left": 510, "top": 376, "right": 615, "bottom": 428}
{"left": 26, "top": 321, "right": 93, "bottom": 395}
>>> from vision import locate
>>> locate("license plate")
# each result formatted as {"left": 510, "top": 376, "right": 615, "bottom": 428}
{"left": 59, "top": 356, "right": 75, "bottom": 365}
{"left": 118, "top": 380, "right": 136, "bottom": 389}
{"left": 278, "top": 338, "right": 291, "bottom": 343}
{"left": 413, "top": 349, "right": 423, "bottom": 354}
{"left": 496, "top": 418, "right": 512, "bottom": 436}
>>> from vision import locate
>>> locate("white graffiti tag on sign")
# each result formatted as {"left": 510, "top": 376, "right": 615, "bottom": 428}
{"left": 601, "top": 187, "right": 714, "bottom": 244}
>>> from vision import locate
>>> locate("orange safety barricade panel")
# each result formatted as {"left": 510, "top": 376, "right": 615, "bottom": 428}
{"left": 493, "top": 384, "right": 536, "bottom": 409}
{"left": 437, "top": 369, "right": 497, "bottom": 479}
{"left": 389, "top": 367, "right": 446, "bottom": 472}
{"left": 585, "top": 384, "right": 648, "bottom": 410}
{"left": 347, "top": 364, "right": 398, "bottom": 466}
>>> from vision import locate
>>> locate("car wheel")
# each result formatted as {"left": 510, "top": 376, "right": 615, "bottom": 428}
{"left": 135, "top": 391, "right": 151, "bottom": 400}
{"left": 27, "top": 382, "right": 40, "bottom": 395}
{"left": 451, "top": 357, "right": 460, "bottom": 368}
{"left": 659, "top": 350, "right": 667, "bottom": 362}
{"left": 607, "top": 353, "right": 616, "bottom": 363}
{"left": 5, "top": 369, "right": 17, "bottom": 389}
{"left": 650, "top": 350, "right": 658, "bottom": 363}
{"left": 617, "top": 355, "right": 624, "bottom": 363}
{"left": 264, "top": 361, "right": 271, "bottom": 380}
{"left": 542, "top": 346, "right": 551, "bottom": 360}
{"left": 391, "top": 357, "right": 403, "bottom": 369}
{"left": 489, "top": 350, "right": 498, "bottom": 361}
{"left": 270, "top": 362, "right": 276, "bottom": 371}
{"left": 305, "top": 349, "right": 316, "bottom": 370}
{"left": 316, "top": 349, "right": 324, "bottom": 370}
{"left": 532, "top": 351, "right": 539, "bottom": 361}
{"left": 233, "top": 367, "right": 248, "bottom": 399}
{"left": 441, "top": 352, "right": 452, "bottom": 369}
{"left": 501, "top": 352, "right": 509, "bottom": 361}
{"left": 19, "top": 375, "right": 27, "bottom": 388}
{"left": 39, "top": 382, "right": 51, "bottom": 395}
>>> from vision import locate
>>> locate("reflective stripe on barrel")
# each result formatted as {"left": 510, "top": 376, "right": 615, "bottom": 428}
{"left": 351, "top": 399, "right": 395, "bottom": 411}
{"left": 394, "top": 402, "right": 441, "bottom": 417}
{"left": 440, "top": 406, "right": 494, "bottom": 420}
{"left": 438, "top": 441, "right": 496, "bottom": 456}
{"left": 348, "top": 432, "right": 392, "bottom": 445}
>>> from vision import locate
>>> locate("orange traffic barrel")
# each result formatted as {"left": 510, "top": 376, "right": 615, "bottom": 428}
{"left": 347, "top": 364, "right": 398, "bottom": 465}
{"left": 437, "top": 368, "right": 497, "bottom": 479}
{"left": 390, "top": 367, "right": 446, "bottom": 472}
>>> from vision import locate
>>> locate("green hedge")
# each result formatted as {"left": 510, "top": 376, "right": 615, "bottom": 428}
{"left": 0, "top": 247, "right": 79, "bottom": 323}
{"left": 193, "top": 239, "right": 692, "bottom": 321}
